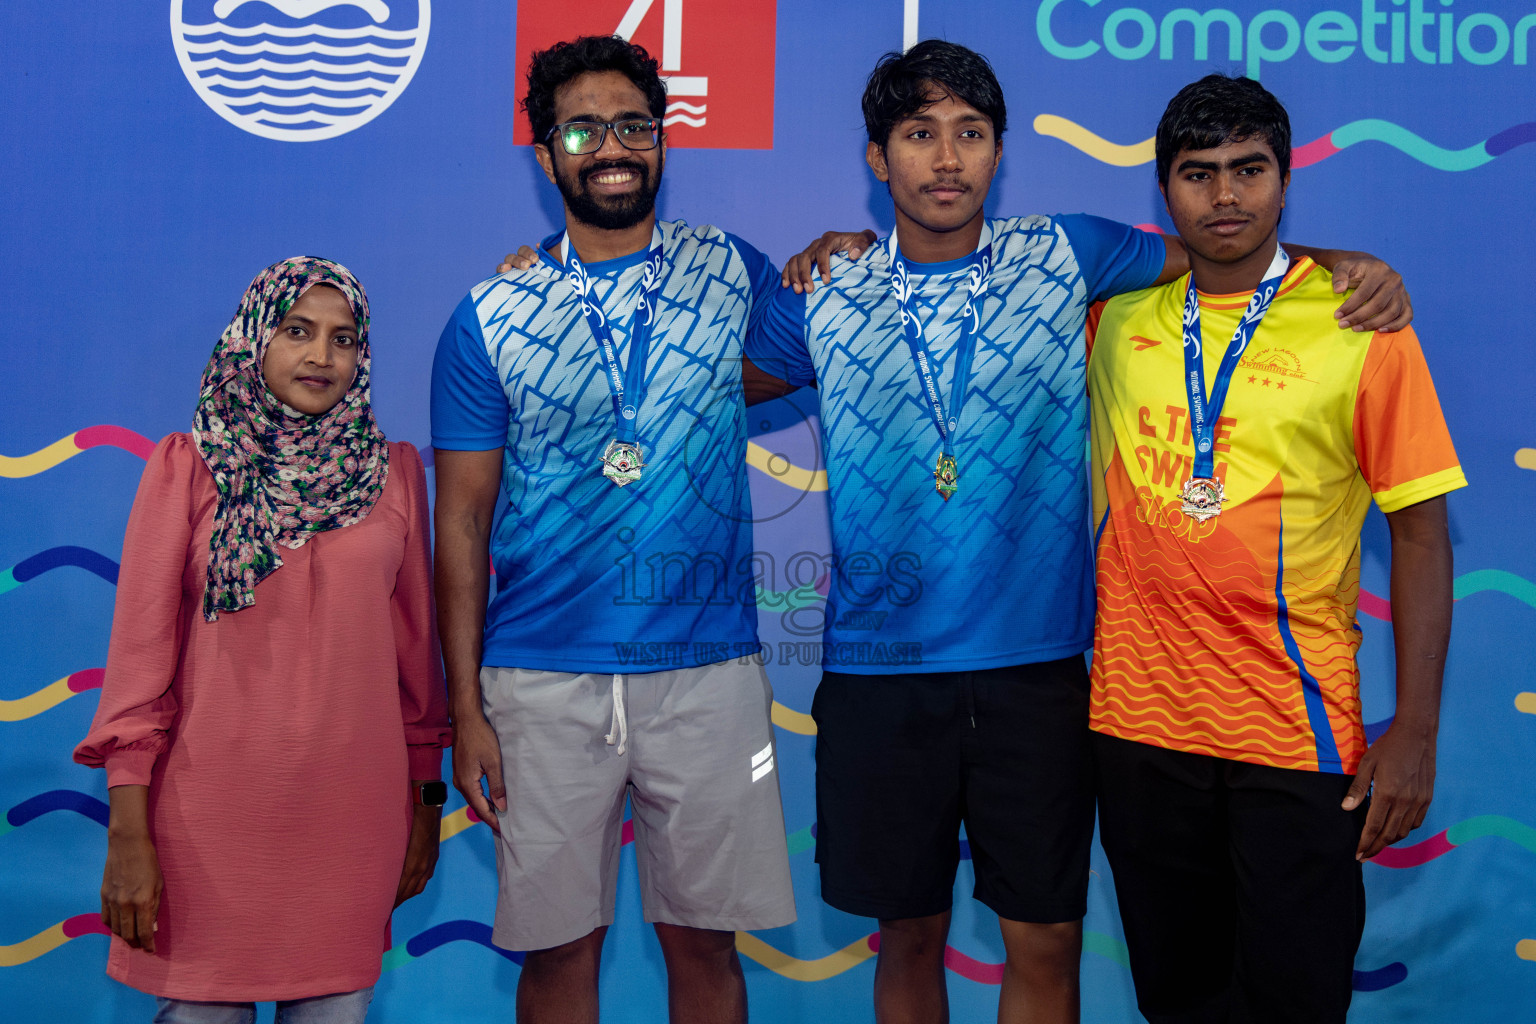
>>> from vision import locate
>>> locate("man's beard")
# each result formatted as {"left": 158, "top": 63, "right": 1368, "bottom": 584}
{"left": 554, "top": 156, "right": 663, "bottom": 231}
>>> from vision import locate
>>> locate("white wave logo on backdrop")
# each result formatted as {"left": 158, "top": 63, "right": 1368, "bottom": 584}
{"left": 170, "top": 0, "right": 430, "bottom": 142}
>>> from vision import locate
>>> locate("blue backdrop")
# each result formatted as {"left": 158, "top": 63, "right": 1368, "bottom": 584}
{"left": 2, "top": 2, "right": 1533, "bottom": 1021}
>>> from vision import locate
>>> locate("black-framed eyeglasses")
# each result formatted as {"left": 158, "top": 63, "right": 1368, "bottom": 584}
{"left": 545, "top": 118, "right": 661, "bottom": 156}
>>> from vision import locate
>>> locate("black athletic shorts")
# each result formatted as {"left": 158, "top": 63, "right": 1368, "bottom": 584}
{"left": 811, "top": 657, "right": 1094, "bottom": 923}
{"left": 1095, "top": 732, "right": 1368, "bottom": 1024}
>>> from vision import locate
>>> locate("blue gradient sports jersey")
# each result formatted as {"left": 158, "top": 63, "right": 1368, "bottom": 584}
{"left": 749, "top": 215, "right": 1164, "bottom": 673}
{"left": 431, "top": 221, "right": 776, "bottom": 673}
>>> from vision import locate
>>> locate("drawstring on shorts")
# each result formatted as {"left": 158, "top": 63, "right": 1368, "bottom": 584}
{"left": 605, "top": 673, "right": 628, "bottom": 756}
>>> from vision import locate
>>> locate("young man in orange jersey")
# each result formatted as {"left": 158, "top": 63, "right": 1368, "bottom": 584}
{"left": 1086, "top": 74, "right": 1464, "bottom": 1024}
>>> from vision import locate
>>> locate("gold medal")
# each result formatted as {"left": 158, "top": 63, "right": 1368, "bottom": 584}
{"left": 935, "top": 453, "right": 959, "bottom": 502}
{"left": 1180, "top": 477, "right": 1226, "bottom": 521}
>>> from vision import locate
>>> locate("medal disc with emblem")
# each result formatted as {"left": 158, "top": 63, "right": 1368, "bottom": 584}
{"left": 600, "top": 440, "right": 646, "bottom": 487}
{"left": 934, "top": 454, "right": 959, "bottom": 501}
{"left": 1180, "top": 477, "right": 1226, "bottom": 522}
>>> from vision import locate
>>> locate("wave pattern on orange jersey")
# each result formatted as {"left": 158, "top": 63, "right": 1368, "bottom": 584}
{"left": 1092, "top": 466, "right": 1321, "bottom": 770}
{"left": 1094, "top": 699, "right": 1317, "bottom": 757}
{"left": 1281, "top": 553, "right": 1367, "bottom": 769}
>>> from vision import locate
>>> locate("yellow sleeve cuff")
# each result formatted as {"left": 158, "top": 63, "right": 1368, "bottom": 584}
{"left": 1375, "top": 466, "right": 1468, "bottom": 514}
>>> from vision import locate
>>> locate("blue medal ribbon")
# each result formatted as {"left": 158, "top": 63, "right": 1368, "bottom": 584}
{"left": 887, "top": 230, "right": 993, "bottom": 495}
{"left": 563, "top": 229, "right": 666, "bottom": 448}
{"left": 1181, "top": 245, "right": 1290, "bottom": 481}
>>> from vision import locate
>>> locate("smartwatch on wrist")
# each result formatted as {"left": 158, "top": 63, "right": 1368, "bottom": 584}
{"left": 414, "top": 780, "right": 448, "bottom": 807}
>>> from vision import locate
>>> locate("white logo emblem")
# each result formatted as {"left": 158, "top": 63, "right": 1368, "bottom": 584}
{"left": 170, "top": 1, "right": 430, "bottom": 142}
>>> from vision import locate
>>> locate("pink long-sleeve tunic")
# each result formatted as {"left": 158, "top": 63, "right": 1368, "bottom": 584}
{"left": 74, "top": 434, "right": 450, "bottom": 1002}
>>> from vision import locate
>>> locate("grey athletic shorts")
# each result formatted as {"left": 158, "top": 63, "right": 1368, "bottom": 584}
{"left": 480, "top": 657, "right": 797, "bottom": 952}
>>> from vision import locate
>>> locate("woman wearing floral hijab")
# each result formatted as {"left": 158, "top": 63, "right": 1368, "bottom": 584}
{"left": 75, "top": 258, "right": 450, "bottom": 1024}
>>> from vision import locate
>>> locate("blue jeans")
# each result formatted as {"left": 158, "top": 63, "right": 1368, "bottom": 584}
{"left": 153, "top": 987, "right": 374, "bottom": 1024}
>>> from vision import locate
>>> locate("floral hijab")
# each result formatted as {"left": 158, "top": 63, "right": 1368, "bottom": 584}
{"left": 192, "top": 257, "right": 389, "bottom": 621}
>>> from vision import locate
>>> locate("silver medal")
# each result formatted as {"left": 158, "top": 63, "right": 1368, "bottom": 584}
{"left": 600, "top": 439, "right": 646, "bottom": 487}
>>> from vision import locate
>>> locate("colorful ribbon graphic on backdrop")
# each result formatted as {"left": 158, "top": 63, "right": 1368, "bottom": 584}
{"left": 6, "top": 426, "right": 825, "bottom": 493}
{"left": 7, "top": 782, "right": 1529, "bottom": 985}
{"left": 0, "top": 670, "right": 103, "bottom": 722}
{"left": 0, "top": 548, "right": 119, "bottom": 597}
{"left": 0, "top": 905, "right": 1414, "bottom": 992}
{"left": 8, "top": 418, "right": 1533, "bottom": 997}
{"left": 1034, "top": 115, "right": 1536, "bottom": 171}
{"left": 0, "top": 427, "right": 155, "bottom": 478}
{"left": 15, "top": 785, "right": 1528, "bottom": 871}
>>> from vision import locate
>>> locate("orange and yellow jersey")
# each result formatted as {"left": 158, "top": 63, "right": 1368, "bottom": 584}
{"left": 1085, "top": 258, "right": 1465, "bottom": 773}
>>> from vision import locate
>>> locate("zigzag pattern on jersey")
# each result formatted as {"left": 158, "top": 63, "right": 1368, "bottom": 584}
{"left": 812, "top": 217, "right": 1091, "bottom": 559}
{"left": 470, "top": 222, "right": 759, "bottom": 629}
{"left": 1092, "top": 459, "right": 1327, "bottom": 771}
{"left": 807, "top": 217, "right": 1099, "bottom": 664}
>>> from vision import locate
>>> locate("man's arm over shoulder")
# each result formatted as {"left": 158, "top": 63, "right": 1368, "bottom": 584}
{"left": 1072, "top": 215, "right": 1414, "bottom": 333}
{"left": 724, "top": 232, "right": 782, "bottom": 338}
{"left": 1054, "top": 214, "right": 1167, "bottom": 303}
{"left": 1284, "top": 244, "right": 1410, "bottom": 332}
{"left": 742, "top": 257, "right": 817, "bottom": 404}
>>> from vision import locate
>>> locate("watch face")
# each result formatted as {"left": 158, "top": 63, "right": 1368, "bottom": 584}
{"left": 419, "top": 780, "right": 448, "bottom": 806}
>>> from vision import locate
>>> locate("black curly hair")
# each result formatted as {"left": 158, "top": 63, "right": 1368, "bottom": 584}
{"left": 523, "top": 35, "right": 668, "bottom": 145}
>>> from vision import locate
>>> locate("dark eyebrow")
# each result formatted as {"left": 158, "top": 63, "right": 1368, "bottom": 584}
{"left": 1176, "top": 151, "right": 1273, "bottom": 174}
{"left": 278, "top": 314, "right": 355, "bottom": 333}
{"left": 565, "top": 110, "right": 652, "bottom": 124}
{"left": 900, "top": 111, "right": 989, "bottom": 129}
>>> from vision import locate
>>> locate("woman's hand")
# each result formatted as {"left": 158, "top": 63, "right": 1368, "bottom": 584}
{"left": 395, "top": 789, "right": 443, "bottom": 907}
{"left": 101, "top": 785, "right": 162, "bottom": 953}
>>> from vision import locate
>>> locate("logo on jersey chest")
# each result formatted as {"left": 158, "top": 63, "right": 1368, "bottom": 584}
{"left": 514, "top": 0, "right": 776, "bottom": 150}
{"left": 1238, "top": 346, "right": 1312, "bottom": 388}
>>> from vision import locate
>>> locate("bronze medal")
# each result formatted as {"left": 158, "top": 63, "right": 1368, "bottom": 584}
{"left": 1180, "top": 476, "right": 1226, "bottom": 522}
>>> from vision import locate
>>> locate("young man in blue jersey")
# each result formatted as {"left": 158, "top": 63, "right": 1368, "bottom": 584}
{"left": 749, "top": 40, "right": 1409, "bottom": 1024}
{"left": 431, "top": 36, "right": 794, "bottom": 1024}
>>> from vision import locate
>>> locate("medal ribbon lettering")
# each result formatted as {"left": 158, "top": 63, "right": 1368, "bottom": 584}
{"left": 887, "top": 230, "right": 993, "bottom": 501}
{"left": 1178, "top": 245, "right": 1290, "bottom": 520}
{"left": 563, "top": 229, "right": 666, "bottom": 486}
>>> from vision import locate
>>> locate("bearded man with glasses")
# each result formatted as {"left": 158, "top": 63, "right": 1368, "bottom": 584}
{"left": 429, "top": 34, "right": 796, "bottom": 1024}
{"left": 542, "top": 115, "right": 664, "bottom": 229}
